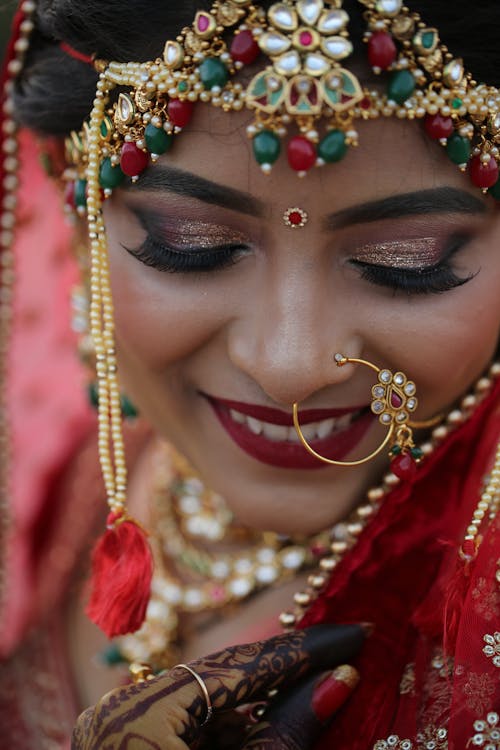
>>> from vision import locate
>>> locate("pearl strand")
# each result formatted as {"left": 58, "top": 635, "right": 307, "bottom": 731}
{"left": 280, "top": 361, "right": 500, "bottom": 629}
{"left": 0, "top": 0, "right": 36, "bottom": 612}
{"left": 86, "top": 77, "right": 127, "bottom": 514}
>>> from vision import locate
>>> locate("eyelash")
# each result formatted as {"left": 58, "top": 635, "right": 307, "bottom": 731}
{"left": 125, "top": 231, "right": 475, "bottom": 296}
{"left": 351, "top": 259, "right": 475, "bottom": 295}
{"left": 123, "top": 236, "right": 247, "bottom": 273}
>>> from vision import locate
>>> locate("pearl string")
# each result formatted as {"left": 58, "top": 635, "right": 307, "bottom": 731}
{"left": 0, "top": 0, "right": 36, "bottom": 614}
{"left": 86, "top": 76, "right": 128, "bottom": 516}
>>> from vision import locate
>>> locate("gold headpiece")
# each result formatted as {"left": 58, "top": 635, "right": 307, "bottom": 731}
{"left": 65, "top": 0, "right": 500, "bottom": 203}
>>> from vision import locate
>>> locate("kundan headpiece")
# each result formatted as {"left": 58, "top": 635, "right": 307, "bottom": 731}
{"left": 3, "top": 0, "right": 500, "bottom": 640}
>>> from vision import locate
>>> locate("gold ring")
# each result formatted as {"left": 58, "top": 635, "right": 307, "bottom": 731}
{"left": 173, "top": 663, "right": 213, "bottom": 726}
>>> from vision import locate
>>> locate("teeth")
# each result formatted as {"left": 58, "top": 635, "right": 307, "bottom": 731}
{"left": 316, "top": 417, "right": 335, "bottom": 439}
{"left": 229, "top": 408, "right": 360, "bottom": 442}
{"left": 247, "top": 416, "right": 263, "bottom": 435}
{"left": 262, "top": 422, "right": 289, "bottom": 441}
{"left": 230, "top": 408, "right": 245, "bottom": 424}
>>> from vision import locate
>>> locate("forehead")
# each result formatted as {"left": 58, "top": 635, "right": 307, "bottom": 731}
{"left": 155, "top": 102, "right": 475, "bottom": 211}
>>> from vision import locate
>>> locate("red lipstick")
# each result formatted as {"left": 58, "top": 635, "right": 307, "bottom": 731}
{"left": 205, "top": 395, "right": 374, "bottom": 470}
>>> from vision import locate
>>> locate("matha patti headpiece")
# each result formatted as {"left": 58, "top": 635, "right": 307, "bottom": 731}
{"left": 64, "top": 0, "right": 500, "bottom": 206}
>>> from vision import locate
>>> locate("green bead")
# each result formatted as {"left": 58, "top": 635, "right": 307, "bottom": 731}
{"left": 446, "top": 133, "right": 471, "bottom": 165}
{"left": 121, "top": 394, "right": 138, "bottom": 419}
{"left": 452, "top": 97, "right": 463, "bottom": 109}
{"left": 88, "top": 382, "right": 99, "bottom": 409}
{"left": 318, "top": 130, "right": 347, "bottom": 163}
{"left": 100, "top": 644, "right": 126, "bottom": 666}
{"left": 489, "top": 177, "right": 500, "bottom": 201}
{"left": 178, "top": 81, "right": 188, "bottom": 93}
{"left": 390, "top": 444, "right": 402, "bottom": 456}
{"left": 387, "top": 70, "right": 416, "bottom": 105}
{"left": 421, "top": 31, "right": 436, "bottom": 49}
{"left": 252, "top": 130, "right": 281, "bottom": 166}
{"left": 410, "top": 446, "right": 424, "bottom": 460}
{"left": 145, "top": 123, "right": 173, "bottom": 156}
{"left": 75, "top": 178, "right": 87, "bottom": 209}
{"left": 199, "top": 57, "right": 229, "bottom": 90}
{"left": 99, "top": 158, "right": 125, "bottom": 190}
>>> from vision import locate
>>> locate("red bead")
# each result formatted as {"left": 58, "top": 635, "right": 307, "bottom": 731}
{"left": 367, "top": 31, "right": 397, "bottom": 70}
{"left": 424, "top": 114, "right": 454, "bottom": 140}
{"left": 120, "top": 142, "right": 149, "bottom": 177}
{"left": 299, "top": 30, "right": 313, "bottom": 46}
{"left": 469, "top": 154, "right": 499, "bottom": 188}
{"left": 288, "top": 211, "right": 303, "bottom": 225}
{"left": 64, "top": 180, "right": 76, "bottom": 209}
{"left": 360, "top": 96, "right": 372, "bottom": 110}
{"left": 167, "top": 99, "right": 195, "bottom": 128}
{"left": 390, "top": 452, "right": 418, "bottom": 481}
{"left": 287, "top": 136, "right": 317, "bottom": 173}
{"left": 230, "top": 29, "right": 260, "bottom": 65}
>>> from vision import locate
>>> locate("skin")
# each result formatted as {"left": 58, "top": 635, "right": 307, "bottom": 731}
{"left": 103, "top": 105, "right": 500, "bottom": 535}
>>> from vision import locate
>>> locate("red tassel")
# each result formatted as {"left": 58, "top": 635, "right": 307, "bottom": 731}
{"left": 443, "top": 539, "right": 477, "bottom": 655}
{"left": 86, "top": 513, "right": 153, "bottom": 638}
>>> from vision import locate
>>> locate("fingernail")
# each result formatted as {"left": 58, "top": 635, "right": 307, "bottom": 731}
{"left": 311, "top": 665, "right": 360, "bottom": 723}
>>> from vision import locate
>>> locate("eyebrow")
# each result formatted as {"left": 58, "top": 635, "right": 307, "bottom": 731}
{"left": 325, "top": 187, "right": 486, "bottom": 229}
{"left": 127, "top": 169, "right": 486, "bottom": 228}
{"left": 125, "top": 165, "right": 266, "bottom": 218}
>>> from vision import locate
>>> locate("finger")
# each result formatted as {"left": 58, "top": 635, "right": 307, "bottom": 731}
{"left": 239, "top": 665, "right": 360, "bottom": 750}
{"left": 72, "top": 624, "right": 366, "bottom": 750}
{"left": 175, "top": 623, "right": 366, "bottom": 743}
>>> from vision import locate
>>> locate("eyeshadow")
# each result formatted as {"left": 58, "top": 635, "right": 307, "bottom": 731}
{"left": 352, "top": 237, "right": 442, "bottom": 268}
{"left": 173, "top": 220, "right": 248, "bottom": 249}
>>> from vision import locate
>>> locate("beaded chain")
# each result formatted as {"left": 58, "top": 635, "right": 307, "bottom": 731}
{"left": 279, "top": 362, "right": 500, "bottom": 629}
{"left": 87, "top": 79, "right": 129, "bottom": 519}
{"left": 0, "top": 0, "right": 37, "bottom": 616}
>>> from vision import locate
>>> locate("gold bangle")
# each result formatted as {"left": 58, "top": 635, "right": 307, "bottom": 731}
{"left": 173, "top": 663, "right": 213, "bottom": 726}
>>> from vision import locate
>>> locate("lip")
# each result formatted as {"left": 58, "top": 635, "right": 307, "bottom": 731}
{"left": 204, "top": 395, "right": 375, "bottom": 470}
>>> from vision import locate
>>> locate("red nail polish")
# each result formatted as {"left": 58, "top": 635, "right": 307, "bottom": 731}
{"left": 312, "top": 665, "right": 360, "bottom": 723}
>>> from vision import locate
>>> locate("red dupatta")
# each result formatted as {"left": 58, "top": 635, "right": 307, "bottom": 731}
{"left": 301, "top": 380, "right": 500, "bottom": 748}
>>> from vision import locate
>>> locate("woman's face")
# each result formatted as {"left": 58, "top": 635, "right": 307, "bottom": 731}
{"left": 104, "top": 105, "right": 500, "bottom": 534}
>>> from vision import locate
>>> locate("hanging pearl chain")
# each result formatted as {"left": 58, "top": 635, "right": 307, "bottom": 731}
{"left": 279, "top": 362, "right": 500, "bottom": 630}
{"left": 86, "top": 77, "right": 128, "bottom": 515}
{"left": 0, "top": 0, "right": 36, "bottom": 613}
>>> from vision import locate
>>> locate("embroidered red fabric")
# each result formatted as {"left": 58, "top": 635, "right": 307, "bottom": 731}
{"left": 299, "top": 382, "right": 500, "bottom": 748}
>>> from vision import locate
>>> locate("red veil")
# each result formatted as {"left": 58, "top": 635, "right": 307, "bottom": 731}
{"left": 302, "top": 383, "right": 500, "bottom": 748}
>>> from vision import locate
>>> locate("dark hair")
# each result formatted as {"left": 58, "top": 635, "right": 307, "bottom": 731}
{"left": 12, "top": 0, "right": 500, "bottom": 136}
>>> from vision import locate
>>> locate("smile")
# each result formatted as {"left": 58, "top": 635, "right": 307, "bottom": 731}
{"left": 205, "top": 396, "right": 375, "bottom": 470}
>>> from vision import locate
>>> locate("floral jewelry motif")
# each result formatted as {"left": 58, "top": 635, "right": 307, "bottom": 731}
{"left": 482, "top": 632, "right": 500, "bottom": 668}
{"left": 283, "top": 206, "right": 308, "bottom": 227}
{"left": 416, "top": 726, "right": 448, "bottom": 750}
{"left": 374, "top": 736, "right": 413, "bottom": 750}
{"left": 468, "top": 712, "right": 500, "bottom": 748}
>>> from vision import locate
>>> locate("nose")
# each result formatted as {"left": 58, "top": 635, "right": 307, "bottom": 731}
{"left": 227, "top": 262, "right": 361, "bottom": 406}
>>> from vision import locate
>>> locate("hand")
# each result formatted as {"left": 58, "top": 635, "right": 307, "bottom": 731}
{"left": 72, "top": 624, "right": 366, "bottom": 750}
